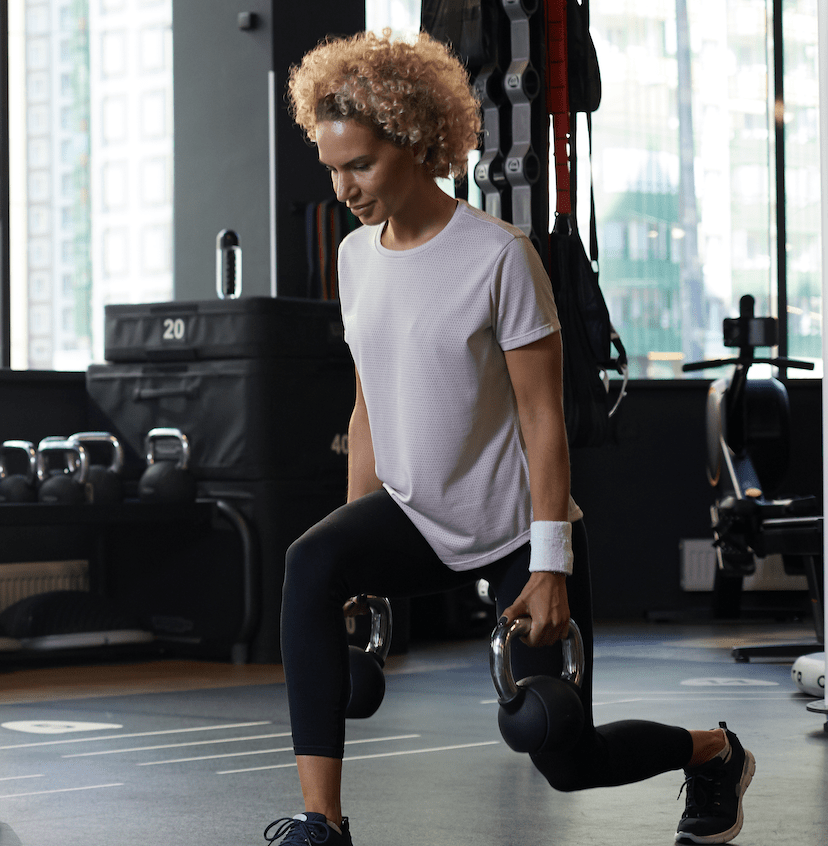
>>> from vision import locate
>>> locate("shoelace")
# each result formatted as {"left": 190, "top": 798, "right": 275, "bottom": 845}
{"left": 677, "top": 771, "right": 722, "bottom": 813}
{"left": 264, "top": 817, "right": 334, "bottom": 844}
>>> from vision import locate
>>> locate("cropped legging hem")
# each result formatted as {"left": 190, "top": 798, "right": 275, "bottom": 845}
{"left": 280, "top": 490, "right": 694, "bottom": 789}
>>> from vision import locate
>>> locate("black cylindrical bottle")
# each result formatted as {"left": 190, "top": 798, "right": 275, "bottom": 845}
{"left": 216, "top": 229, "right": 242, "bottom": 299}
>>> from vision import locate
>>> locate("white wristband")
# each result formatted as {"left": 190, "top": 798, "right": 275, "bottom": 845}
{"left": 529, "top": 521, "right": 573, "bottom": 575}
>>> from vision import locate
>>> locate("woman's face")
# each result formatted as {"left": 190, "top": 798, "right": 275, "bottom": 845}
{"left": 316, "top": 119, "right": 421, "bottom": 226}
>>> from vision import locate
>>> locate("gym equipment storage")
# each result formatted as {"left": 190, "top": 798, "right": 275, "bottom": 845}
{"left": 0, "top": 296, "right": 359, "bottom": 665}
{"left": 83, "top": 296, "right": 355, "bottom": 663}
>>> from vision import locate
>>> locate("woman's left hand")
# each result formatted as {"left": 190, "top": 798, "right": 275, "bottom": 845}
{"left": 500, "top": 571, "right": 570, "bottom": 648}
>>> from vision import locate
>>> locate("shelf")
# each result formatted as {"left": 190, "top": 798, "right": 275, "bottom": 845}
{"left": 0, "top": 499, "right": 213, "bottom": 527}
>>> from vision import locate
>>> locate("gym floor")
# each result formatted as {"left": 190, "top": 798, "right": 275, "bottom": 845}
{"left": 0, "top": 620, "right": 825, "bottom": 846}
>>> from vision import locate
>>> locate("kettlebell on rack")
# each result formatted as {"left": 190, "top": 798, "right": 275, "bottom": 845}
{"left": 490, "top": 617, "right": 585, "bottom": 755}
{"left": 0, "top": 440, "right": 38, "bottom": 503}
{"left": 69, "top": 432, "right": 125, "bottom": 504}
{"left": 138, "top": 427, "right": 196, "bottom": 504}
{"left": 343, "top": 594, "right": 393, "bottom": 719}
{"left": 36, "top": 438, "right": 90, "bottom": 504}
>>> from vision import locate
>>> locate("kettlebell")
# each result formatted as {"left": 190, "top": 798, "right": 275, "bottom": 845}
{"left": 138, "top": 427, "right": 196, "bottom": 504}
{"left": 36, "top": 438, "right": 90, "bottom": 504}
{"left": 344, "top": 594, "right": 392, "bottom": 719}
{"left": 0, "top": 440, "right": 38, "bottom": 503}
{"left": 69, "top": 432, "right": 125, "bottom": 504}
{"left": 490, "top": 617, "right": 585, "bottom": 755}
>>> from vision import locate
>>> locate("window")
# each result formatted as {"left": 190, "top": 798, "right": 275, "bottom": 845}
{"left": 7, "top": 0, "right": 173, "bottom": 370}
{"left": 586, "top": 0, "right": 821, "bottom": 378}
{"left": 2, "top": 1, "right": 819, "bottom": 374}
{"left": 366, "top": 0, "right": 421, "bottom": 35}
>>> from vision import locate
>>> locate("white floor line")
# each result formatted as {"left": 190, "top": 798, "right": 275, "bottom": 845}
{"left": 601, "top": 695, "right": 799, "bottom": 702}
{"left": 138, "top": 743, "right": 293, "bottom": 766}
{"left": 0, "top": 783, "right": 123, "bottom": 799}
{"left": 217, "top": 740, "right": 500, "bottom": 775}
{"left": 141, "top": 734, "right": 422, "bottom": 767}
{"left": 593, "top": 684, "right": 784, "bottom": 699}
{"left": 481, "top": 694, "right": 796, "bottom": 705}
{"left": 62, "top": 731, "right": 293, "bottom": 758}
{"left": 0, "top": 774, "right": 44, "bottom": 782}
{"left": 0, "top": 721, "right": 271, "bottom": 751}
{"left": 344, "top": 740, "right": 501, "bottom": 762}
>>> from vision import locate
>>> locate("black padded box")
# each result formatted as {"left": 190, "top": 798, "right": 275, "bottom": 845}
{"left": 86, "top": 356, "right": 355, "bottom": 483}
{"left": 103, "top": 296, "right": 346, "bottom": 362}
{"left": 90, "top": 297, "right": 355, "bottom": 483}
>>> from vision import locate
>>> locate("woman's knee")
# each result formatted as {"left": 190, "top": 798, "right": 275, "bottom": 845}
{"left": 284, "top": 522, "right": 348, "bottom": 601}
{"left": 529, "top": 724, "right": 600, "bottom": 793}
{"left": 530, "top": 752, "right": 589, "bottom": 793}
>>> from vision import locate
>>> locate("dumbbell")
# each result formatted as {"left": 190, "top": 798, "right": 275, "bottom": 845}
{"left": 490, "top": 617, "right": 585, "bottom": 755}
{"left": 69, "top": 432, "right": 125, "bottom": 504}
{"left": 36, "top": 438, "right": 90, "bottom": 504}
{"left": 138, "top": 427, "right": 196, "bottom": 504}
{"left": 343, "top": 594, "right": 393, "bottom": 719}
{"left": 0, "top": 441, "right": 38, "bottom": 503}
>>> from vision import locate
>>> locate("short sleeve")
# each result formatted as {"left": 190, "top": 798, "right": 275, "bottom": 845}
{"left": 492, "top": 236, "right": 561, "bottom": 351}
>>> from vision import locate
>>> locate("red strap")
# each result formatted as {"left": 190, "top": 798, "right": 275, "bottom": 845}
{"left": 545, "top": 0, "right": 569, "bottom": 114}
{"left": 545, "top": 0, "right": 571, "bottom": 215}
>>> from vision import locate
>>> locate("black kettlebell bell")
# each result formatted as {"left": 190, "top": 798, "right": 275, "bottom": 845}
{"left": 491, "top": 617, "right": 585, "bottom": 755}
{"left": 69, "top": 432, "right": 125, "bottom": 504}
{"left": 344, "top": 594, "right": 392, "bottom": 719}
{"left": 138, "top": 427, "right": 196, "bottom": 504}
{"left": 36, "top": 438, "right": 90, "bottom": 504}
{"left": 0, "top": 440, "right": 38, "bottom": 503}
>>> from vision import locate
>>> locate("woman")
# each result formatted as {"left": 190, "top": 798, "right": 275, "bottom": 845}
{"left": 267, "top": 30, "right": 755, "bottom": 846}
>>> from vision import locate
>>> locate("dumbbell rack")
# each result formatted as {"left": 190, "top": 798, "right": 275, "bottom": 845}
{"left": 0, "top": 498, "right": 258, "bottom": 664}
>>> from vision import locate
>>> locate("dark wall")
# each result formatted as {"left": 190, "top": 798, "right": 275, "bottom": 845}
{"left": 575, "top": 379, "right": 822, "bottom": 619}
{"left": 0, "top": 370, "right": 89, "bottom": 443}
{"left": 172, "top": 0, "right": 365, "bottom": 301}
{"left": 0, "top": 368, "right": 820, "bottom": 625}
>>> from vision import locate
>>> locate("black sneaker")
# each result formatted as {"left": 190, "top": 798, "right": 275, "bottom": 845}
{"left": 676, "top": 722, "right": 756, "bottom": 844}
{"left": 264, "top": 813, "right": 353, "bottom": 845}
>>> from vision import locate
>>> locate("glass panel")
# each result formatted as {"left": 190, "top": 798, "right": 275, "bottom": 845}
{"left": 783, "top": 0, "right": 822, "bottom": 376}
{"left": 365, "top": 0, "right": 422, "bottom": 35}
{"left": 7, "top": 0, "right": 173, "bottom": 371}
{"left": 588, "top": 0, "right": 776, "bottom": 378}
{"left": 588, "top": 0, "right": 821, "bottom": 378}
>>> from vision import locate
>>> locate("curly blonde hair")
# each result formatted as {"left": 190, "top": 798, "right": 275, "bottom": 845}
{"left": 288, "top": 30, "right": 481, "bottom": 180}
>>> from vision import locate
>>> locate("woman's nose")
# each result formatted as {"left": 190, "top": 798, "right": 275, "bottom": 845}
{"left": 334, "top": 172, "right": 356, "bottom": 203}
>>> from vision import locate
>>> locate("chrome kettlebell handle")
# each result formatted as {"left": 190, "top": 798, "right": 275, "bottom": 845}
{"left": 145, "top": 427, "right": 190, "bottom": 470}
{"left": 490, "top": 617, "right": 584, "bottom": 704}
{"left": 1, "top": 440, "right": 37, "bottom": 484}
{"left": 35, "top": 438, "right": 90, "bottom": 484}
{"left": 344, "top": 594, "right": 393, "bottom": 665}
{"left": 69, "top": 431, "right": 124, "bottom": 474}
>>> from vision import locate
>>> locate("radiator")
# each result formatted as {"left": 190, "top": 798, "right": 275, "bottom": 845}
{"left": 680, "top": 539, "right": 809, "bottom": 592}
{"left": 0, "top": 560, "right": 90, "bottom": 613}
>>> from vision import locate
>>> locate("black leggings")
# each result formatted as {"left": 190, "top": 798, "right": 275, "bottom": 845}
{"left": 281, "top": 490, "right": 693, "bottom": 791}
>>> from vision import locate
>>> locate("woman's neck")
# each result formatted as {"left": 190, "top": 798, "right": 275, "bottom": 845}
{"left": 381, "top": 181, "right": 458, "bottom": 251}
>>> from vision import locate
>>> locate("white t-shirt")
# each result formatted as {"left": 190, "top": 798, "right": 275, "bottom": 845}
{"left": 339, "top": 201, "right": 582, "bottom": 571}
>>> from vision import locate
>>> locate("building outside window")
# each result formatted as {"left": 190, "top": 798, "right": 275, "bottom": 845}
{"left": 7, "top": 0, "right": 173, "bottom": 370}
{"left": 4, "top": 0, "right": 821, "bottom": 377}
{"left": 588, "top": 0, "right": 821, "bottom": 378}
